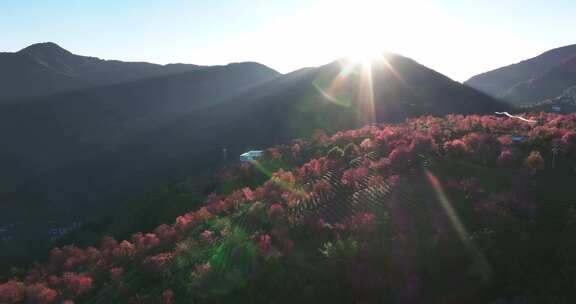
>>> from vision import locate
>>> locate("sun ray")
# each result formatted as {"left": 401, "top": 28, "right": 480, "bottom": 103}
{"left": 425, "top": 169, "right": 492, "bottom": 281}
{"left": 377, "top": 54, "right": 410, "bottom": 88}
{"left": 357, "top": 59, "right": 376, "bottom": 124}
{"left": 249, "top": 159, "right": 309, "bottom": 198}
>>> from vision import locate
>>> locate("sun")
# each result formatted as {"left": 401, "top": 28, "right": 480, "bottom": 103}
{"left": 331, "top": 2, "right": 391, "bottom": 64}
{"left": 342, "top": 35, "right": 389, "bottom": 67}
{"left": 346, "top": 48, "right": 385, "bottom": 64}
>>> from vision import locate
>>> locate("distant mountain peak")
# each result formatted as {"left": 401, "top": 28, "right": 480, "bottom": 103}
{"left": 465, "top": 43, "right": 576, "bottom": 105}
{"left": 18, "top": 42, "right": 72, "bottom": 57}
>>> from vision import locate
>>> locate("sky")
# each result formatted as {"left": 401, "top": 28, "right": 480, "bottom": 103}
{"left": 1, "top": 0, "right": 575, "bottom": 81}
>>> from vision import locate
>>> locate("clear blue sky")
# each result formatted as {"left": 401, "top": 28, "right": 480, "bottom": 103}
{"left": 2, "top": 0, "right": 575, "bottom": 81}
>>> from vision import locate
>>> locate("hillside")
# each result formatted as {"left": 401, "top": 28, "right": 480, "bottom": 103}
{"left": 523, "top": 85, "right": 576, "bottom": 114}
{"left": 502, "top": 56, "right": 576, "bottom": 104}
{"left": 1, "top": 113, "right": 575, "bottom": 303}
{"left": 465, "top": 44, "right": 576, "bottom": 105}
{"left": 0, "top": 42, "right": 201, "bottom": 101}
{"left": 0, "top": 52, "right": 511, "bottom": 269}
{"left": 0, "top": 61, "right": 281, "bottom": 267}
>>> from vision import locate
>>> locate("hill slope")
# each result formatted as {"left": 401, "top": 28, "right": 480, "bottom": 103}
{"left": 1, "top": 113, "right": 575, "bottom": 303}
{"left": 148, "top": 53, "right": 509, "bottom": 153}
{"left": 524, "top": 85, "right": 576, "bottom": 113}
{"left": 465, "top": 44, "right": 576, "bottom": 104}
{"left": 0, "top": 52, "right": 508, "bottom": 268}
{"left": 0, "top": 62, "right": 281, "bottom": 266}
{"left": 0, "top": 42, "right": 201, "bottom": 100}
{"left": 502, "top": 56, "right": 576, "bottom": 104}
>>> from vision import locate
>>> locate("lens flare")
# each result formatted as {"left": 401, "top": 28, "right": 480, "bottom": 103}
{"left": 357, "top": 58, "right": 376, "bottom": 124}
{"left": 425, "top": 170, "right": 492, "bottom": 281}
{"left": 312, "top": 57, "right": 379, "bottom": 126}
{"left": 250, "top": 159, "right": 309, "bottom": 198}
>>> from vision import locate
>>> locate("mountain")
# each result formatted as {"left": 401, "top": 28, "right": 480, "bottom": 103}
{"left": 163, "top": 53, "right": 509, "bottom": 156}
{"left": 465, "top": 44, "right": 576, "bottom": 104}
{"left": 524, "top": 85, "right": 576, "bottom": 113}
{"left": 0, "top": 51, "right": 507, "bottom": 267}
{"left": 2, "top": 113, "right": 575, "bottom": 304}
{"left": 0, "top": 42, "right": 202, "bottom": 100}
{"left": 0, "top": 61, "right": 280, "bottom": 266}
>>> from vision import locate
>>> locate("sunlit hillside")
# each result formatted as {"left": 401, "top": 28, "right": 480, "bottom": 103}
{"left": 2, "top": 113, "right": 576, "bottom": 303}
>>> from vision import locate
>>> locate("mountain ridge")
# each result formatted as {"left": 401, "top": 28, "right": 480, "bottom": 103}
{"left": 465, "top": 44, "right": 576, "bottom": 104}
{"left": 0, "top": 42, "right": 207, "bottom": 100}
{"left": 0, "top": 46, "right": 508, "bottom": 269}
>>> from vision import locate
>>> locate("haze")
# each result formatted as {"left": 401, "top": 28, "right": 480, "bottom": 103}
{"left": 2, "top": 0, "right": 575, "bottom": 81}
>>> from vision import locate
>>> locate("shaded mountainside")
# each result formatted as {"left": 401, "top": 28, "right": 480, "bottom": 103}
{"left": 503, "top": 56, "right": 576, "bottom": 104}
{"left": 0, "top": 52, "right": 508, "bottom": 268}
{"left": 153, "top": 53, "right": 509, "bottom": 149}
{"left": 523, "top": 85, "right": 576, "bottom": 114}
{"left": 1, "top": 113, "right": 576, "bottom": 303}
{"left": 0, "top": 61, "right": 280, "bottom": 198}
{"left": 0, "top": 62, "right": 280, "bottom": 266}
{"left": 466, "top": 44, "right": 576, "bottom": 105}
{"left": 0, "top": 42, "right": 202, "bottom": 101}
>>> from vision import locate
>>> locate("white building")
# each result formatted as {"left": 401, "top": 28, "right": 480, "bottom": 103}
{"left": 240, "top": 150, "right": 263, "bottom": 162}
